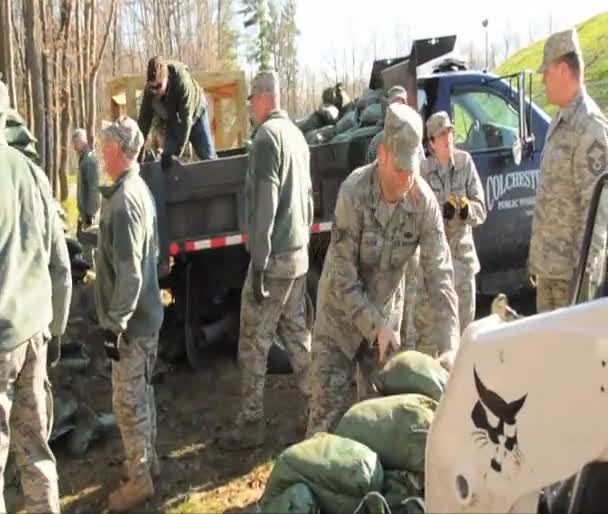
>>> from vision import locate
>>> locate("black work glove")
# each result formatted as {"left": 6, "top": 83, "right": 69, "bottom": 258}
{"left": 443, "top": 194, "right": 457, "bottom": 220}
{"left": 48, "top": 336, "right": 61, "bottom": 368}
{"left": 161, "top": 152, "right": 176, "bottom": 171}
{"left": 459, "top": 196, "right": 469, "bottom": 220}
{"left": 252, "top": 269, "right": 270, "bottom": 303}
{"left": 84, "top": 215, "right": 93, "bottom": 228}
{"left": 103, "top": 329, "right": 121, "bottom": 362}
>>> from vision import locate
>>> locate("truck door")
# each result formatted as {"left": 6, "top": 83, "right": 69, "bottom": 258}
{"left": 448, "top": 75, "right": 542, "bottom": 296}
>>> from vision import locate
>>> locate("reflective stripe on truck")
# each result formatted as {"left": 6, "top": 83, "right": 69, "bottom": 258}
{"left": 169, "top": 221, "right": 334, "bottom": 255}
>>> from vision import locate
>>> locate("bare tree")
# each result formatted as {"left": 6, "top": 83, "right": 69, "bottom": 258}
{"left": 0, "top": 0, "right": 17, "bottom": 107}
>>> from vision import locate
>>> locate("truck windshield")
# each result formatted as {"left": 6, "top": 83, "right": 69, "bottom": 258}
{"left": 451, "top": 89, "right": 519, "bottom": 152}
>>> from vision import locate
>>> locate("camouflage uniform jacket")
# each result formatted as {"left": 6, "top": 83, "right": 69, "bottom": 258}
{"left": 138, "top": 61, "right": 205, "bottom": 158}
{"left": 421, "top": 149, "right": 487, "bottom": 275}
{"left": 529, "top": 88, "right": 608, "bottom": 281}
{"left": 245, "top": 110, "right": 313, "bottom": 278}
{"left": 315, "top": 163, "right": 459, "bottom": 360}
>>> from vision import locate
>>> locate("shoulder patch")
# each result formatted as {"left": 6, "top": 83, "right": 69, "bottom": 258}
{"left": 586, "top": 140, "right": 608, "bottom": 176}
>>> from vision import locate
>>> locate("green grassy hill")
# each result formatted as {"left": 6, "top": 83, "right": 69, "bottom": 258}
{"left": 496, "top": 11, "right": 608, "bottom": 116}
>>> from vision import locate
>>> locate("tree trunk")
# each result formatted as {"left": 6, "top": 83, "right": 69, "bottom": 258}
{"left": 39, "top": 0, "right": 55, "bottom": 186}
{"left": 24, "top": 0, "right": 46, "bottom": 171}
{"left": 77, "top": 0, "right": 86, "bottom": 127}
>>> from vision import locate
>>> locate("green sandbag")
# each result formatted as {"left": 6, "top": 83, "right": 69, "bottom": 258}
{"left": 335, "top": 394, "right": 437, "bottom": 472}
{"left": 305, "top": 125, "right": 337, "bottom": 145}
{"left": 261, "top": 433, "right": 384, "bottom": 514}
{"left": 258, "top": 482, "right": 318, "bottom": 514}
{"left": 360, "top": 103, "right": 383, "bottom": 126}
{"left": 330, "top": 127, "right": 357, "bottom": 143}
{"left": 375, "top": 350, "right": 449, "bottom": 402}
{"left": 382, "top": 470, "right": 424, "bottom": 513}
{"left": 335, "top": 110, "right": 358, "bottom": 134}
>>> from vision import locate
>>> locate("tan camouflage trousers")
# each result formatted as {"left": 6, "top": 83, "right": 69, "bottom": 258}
{"left": 236, "top": 269, "right": 311, "bottom": 425}
{"left": 111, "top": 333, "right": 158, "bottom": 481}
{"left": 306, "top": 340, "right": 390, "bottom": 438}
{"left": 400, "top": 252, "right": 420, "bottom": 350}
{"left": 415, "top": 265, "right": 474, "bottom": 357}
{"left": 536, "top": 277, "right": 571, "bottom": 313}
{"left": 0, "top": 333, "right": 59, "bottom": 513}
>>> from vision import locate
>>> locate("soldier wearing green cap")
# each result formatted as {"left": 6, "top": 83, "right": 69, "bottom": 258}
{"left": 305, "top": 103, "right": 459, "bottom": 437}
{"left": 414, "top": 111, "right": 486, "bottom": 356}
{"left": 529, "top": 27, "right": 608, "bottom": 312}
{"left": 219, "top": 70, "right": 314, "bottom": 450}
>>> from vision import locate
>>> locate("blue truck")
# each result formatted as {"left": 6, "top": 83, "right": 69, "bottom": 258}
{"left": 141, "top": 35, "right": 552, "bottom": 370}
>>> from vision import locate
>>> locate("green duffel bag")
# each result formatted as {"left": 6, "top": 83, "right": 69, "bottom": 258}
{"left": 382, "top": 470, "right": 424, "bottom": 514}
{"left": 258, "top": 482, "right": 319, "bottom": 514}
{"left": 261, "top": 433, "right": 384, "bottom": 514}
{"left": 375, "top": 350, "right": 449, "bottom": 402}
{"left": 360, "top": 103, "right": 383, "bottom": 126}
{"left": 330, "top": 127, "right": 357, "bottom": 143}
{"left": 335, "top": 394, "right": 437, "bottom": 472}
{"left": 335, "top": 110, "right": 358, "bottom": 134}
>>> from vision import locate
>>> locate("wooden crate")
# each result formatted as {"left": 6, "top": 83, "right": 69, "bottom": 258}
{"left": 106, "top": 70, "right": 249, "bottom": 150}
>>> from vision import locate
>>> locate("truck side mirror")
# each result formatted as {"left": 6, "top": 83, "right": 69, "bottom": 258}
{"left": 572, "top": 173, "right": 608, "bottom": 304}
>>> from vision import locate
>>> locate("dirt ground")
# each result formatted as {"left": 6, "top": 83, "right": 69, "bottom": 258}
{"left": 4, "top": 291, "right": 535, "bottom": 514}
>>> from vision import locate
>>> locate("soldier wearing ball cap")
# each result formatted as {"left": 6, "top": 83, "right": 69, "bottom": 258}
{"left": 414, "top": 111, "right": 487, "bottom": 356}
{"left": 305, "top": 103, "right": 459, "bottom": 437}
{"left": 529, "top": 27, "right": 608, "bottom": 312}
{"left": 96, "top": 115, "right": 164, "bottom": 511}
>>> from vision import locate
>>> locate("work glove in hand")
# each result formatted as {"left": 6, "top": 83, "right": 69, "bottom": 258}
{"left": 48, "top": 336, "right": 61, "bottom": 368}
{"left": 161, "top": 152, "right": 176, "bottom": 171}
{"left": 443, "top": 194, "right": 458, "bottom": 220}
{"left": 252, "top": 269, "right": 270, "bottom": 303}
{"left": 103, "top": 329, "right": 121, "bottom": 362}
{"left": 459, "top": 196, "right": 469, "bottom": 220}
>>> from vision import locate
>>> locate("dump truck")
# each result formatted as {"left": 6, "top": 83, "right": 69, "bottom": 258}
{"left": 108, "top": 35, "right": 553, "bottom": 371}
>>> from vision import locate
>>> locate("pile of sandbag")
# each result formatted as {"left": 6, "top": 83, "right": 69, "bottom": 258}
{"left": 257, "top": 351, "right": 448, "bottom": 514}
{"left": 295, "top": 84, "right": 387, "bottom": 146}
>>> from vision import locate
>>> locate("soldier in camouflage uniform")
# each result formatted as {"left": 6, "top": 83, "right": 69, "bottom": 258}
{"left": 305, "top": 103, "right": 460, "bottom": 437}
{"left": 73, "top": 128, "right": 100, "bottom": 267}
{"left": 0, "top": 81, "right": 72, "bottom": 513}
{"left": 219, "top": 71, "right": 314, "bottom": 450}
{"left": 529, "top": 27, "right": 608, "bottom": 312}
{"left": 366, "top": 86, "right": 409, "bottom": 164}
{"left": 96, "top": 116, "right": 164, "bottom": 511}
{"left": 414, "top": 112, "right": 487, "bottom": 355}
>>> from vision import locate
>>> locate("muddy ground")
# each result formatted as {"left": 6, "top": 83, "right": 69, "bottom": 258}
{"left": 5, "top": 291, "right": 534, "bottom": 514}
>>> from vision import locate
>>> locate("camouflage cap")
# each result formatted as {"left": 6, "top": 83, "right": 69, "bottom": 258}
{"left": 426, "top": 111, "right": 454, "bottom": 139}
{"left": 101, "top": 115, "right": 144, "bottom": 160}
{"left": 249, "top": 70, "right": 280, "bottom": 100}
{"left": 0, "top": 80, "right": 8, "bottom": 111}
{"left": 387, "top": 85, "right": 408, "bottom": 104}
{"left": 538, "top": 27, "right": 583, "bottom": 73}
{"left": 382, "top": 103, "right": 423, "bottom": 172}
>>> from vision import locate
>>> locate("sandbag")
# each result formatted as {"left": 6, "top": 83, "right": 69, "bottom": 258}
{"left": 296, "top": 111, "right": 324, "bottom": 133}
{"left": 317, "top": 103, "right": 340, "bottom": 126}
{"left": 261, "top": 433, "right": 384, "bottom": 514}
{"left": 335, "top": 394, "right": 437, "bottom": 472}
{"left": 305, "top": 125, "right": 337, "bottom": 145}
{"left": 360, "top": 103, "right": 383, "bottom": 126}
{"left": 382, "top": 470, "right": 424, "bottom": 514}
{"left": 375, "top": 350, "right": 449, "bottom": 402}
{"left": 355, "top": 89, "right": 383, "bottom": 112}
{"left": 335, "top": 110, "right": 358, "bottom": 134}
{"left": 330, "top": 127, "right": 357, "bottom": 144}
{"left": 258, "top": 482, "right": 318, "bottom": 514}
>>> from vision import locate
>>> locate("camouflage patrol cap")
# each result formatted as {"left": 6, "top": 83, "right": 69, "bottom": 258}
{"left": 387, "top": 85, "right": 408, "bottom": 104}
{"left": 0, "top": 80, "right": 8, "bottom": 110}
{"left": 101, "top": 115, "right": 144, "bottom": 160}
{"left": 382, "top": 103, "right": 423, "bottom": 172}
{"left": 426, "top": 111, "right": 454, "bottom": 139}
{"left": 538, "top": 27, "right": 583, "bottom": 73}
{"left": 249, "top": 70, "right": 280, "bottom": 100}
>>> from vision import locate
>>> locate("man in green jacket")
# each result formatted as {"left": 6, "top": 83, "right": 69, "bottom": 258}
{"left": 72, "top": 128, "right": 100, "bottom": 266}
{"left": 138, "top": 56, "right": 217, "bottom": 170}
{"left": 0, "top": 80, "right": 72, "bottom": 513}
{"left": 96, "top": 116, "right": 164, "bottom": 511}
{"left": 219, "top": 70, "right": 314, "bottom": 450}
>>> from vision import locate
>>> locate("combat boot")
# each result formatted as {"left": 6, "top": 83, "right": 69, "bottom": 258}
{"left": 218, "top": 418, "right": 265, "bottom": 450}
{"left": 108, "top": 471, "right": 154, "bottom": 512}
